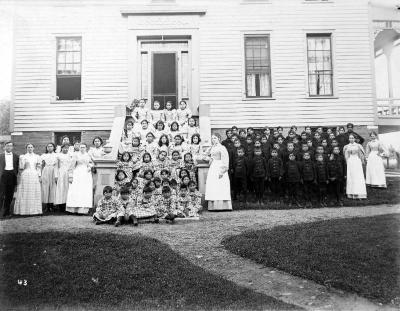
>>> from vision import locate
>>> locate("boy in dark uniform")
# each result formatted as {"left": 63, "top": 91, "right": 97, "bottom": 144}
{"left": 285, "top": 153, "right": 303, "bottom": 208}
{"left": 315, "top": 154, "right": 329, "bottom": 207}
{"left": 327, "top": 146, "right": 346, "bottom": 206}
{"left": 230, "top": 147, "right": 249, "bottom": 205}
{"left": 266, "top": 149, "right": 284, "bottom": 204}
{"left": 248, "top": 148, "right": 268, "bottom": 206}
{"left": 300, "top": 152, "right": 316, "bottom": 208}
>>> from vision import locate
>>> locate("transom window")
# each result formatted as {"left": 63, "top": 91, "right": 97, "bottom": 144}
{"left": 307, "top": 34, "right": 333, "bottom": 96}
{"left": 245, "top": 35, "right": 272, "bottom": 98}
{"left": 56, "top": 37, "right": 82, "bottom": 101}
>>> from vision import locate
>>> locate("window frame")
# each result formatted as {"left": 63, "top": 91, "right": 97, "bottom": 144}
{"left": 243, "top": 34, "right": 273, "bottom": 99}
{"left": 51, "top": 34, "right": 84, "bottom": 103}
{"left": 305, "top": 31, "right": 336, "bottom": 98}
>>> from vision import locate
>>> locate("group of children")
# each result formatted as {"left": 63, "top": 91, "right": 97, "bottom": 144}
{"left": 223, "top": 125, "right": 356, "bottom": 208}
{"left": 94, "top": 99, "right": 203, "bottom": 226}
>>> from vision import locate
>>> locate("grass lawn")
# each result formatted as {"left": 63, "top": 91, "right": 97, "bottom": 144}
{"left": 222, "top": 214, "right": 400, "bottom": 306}
{"left": 233, "top": 176, "right": 400, "bottom": 210}
{"left": 0, "top": 232, "right": 298, "bottom": 311}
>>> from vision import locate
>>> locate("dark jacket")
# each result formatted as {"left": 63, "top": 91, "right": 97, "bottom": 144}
{"left": 327, "top": 154, "right": 346, "bottom": 180}
{"left": 231, "top": 156, "right": 248, "bottom": 179}
{"left": 300, "top": 159, "right": 315, "bottom": 182}
{"left": 248, "top": 155, "right": 267, "bottom": 178}
{"left": 282, "top": 149, "right": 298, "bottom": 165}
{"left": 0, "top": 152, "right": 19, "bottom": 185}
{"left": 266, "top": 157, "right": 284, "bottom": 179}
{"left": 315, "top": 161, "right": 328, "bottom": 183}
{"left": 285, "top": 160, "right": 301, "bottom": 183}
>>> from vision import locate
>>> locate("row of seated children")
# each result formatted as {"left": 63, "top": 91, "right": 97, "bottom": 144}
{"left": 119, "top": 121, "right": 200, "bottom": 157}
{"left": 93, "top": 180, "right": 202, "bottom": 226}
{"left": 115, "top": 147, "right": 199, "bottom": 191}
{"left": 229, "top": 143, "right": 347, "bottom": 208}
{"left": 123, "top": 98, "right": 197, "bottom": 143}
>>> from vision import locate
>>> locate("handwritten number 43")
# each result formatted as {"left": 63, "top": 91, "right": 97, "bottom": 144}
{"left": 18, "top": 279, "right": 28, "bottom": 286}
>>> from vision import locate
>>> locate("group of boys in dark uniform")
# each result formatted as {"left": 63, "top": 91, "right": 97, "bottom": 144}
{"left": 222, "top": 123, "right": 364, "bottom": 208}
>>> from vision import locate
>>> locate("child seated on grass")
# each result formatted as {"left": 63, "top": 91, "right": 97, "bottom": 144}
{"left": 119, "top": 186, "right": 138, "bottom": 226}
{"left": 134, "top": 186, "right": 158, "bottom": 223}
{"left": 156, "top": 186, "right": 181, "bottom": 224}
{"left": 93, "top": 186, "right": 124, "bottom": 227}
{"left": 186, "top": 180, "right": 202, "bottom": 217}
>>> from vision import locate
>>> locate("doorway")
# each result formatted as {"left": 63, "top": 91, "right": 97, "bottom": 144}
{"left": 152, "top": 53, "right": 177, "bottom": 109}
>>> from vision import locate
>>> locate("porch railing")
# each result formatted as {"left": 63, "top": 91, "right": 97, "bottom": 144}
{"left": 376, "top": 98, "right": 400, "bottom": 117}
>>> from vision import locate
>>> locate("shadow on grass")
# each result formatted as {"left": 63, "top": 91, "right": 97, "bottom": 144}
{"left": 232, "top": 177, "right": 400, "bottom": 210}
{"left": 0, "top": 232, "right": 299, "bottom": 311}
{"left": 222, "top": 213, "right": 400, "bottom": 306}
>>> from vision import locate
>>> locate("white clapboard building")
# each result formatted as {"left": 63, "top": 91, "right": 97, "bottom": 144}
{"left": 9, "top": 0, "right": 399, "bottom": 153}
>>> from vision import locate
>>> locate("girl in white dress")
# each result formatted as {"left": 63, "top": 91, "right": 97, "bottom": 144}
{"left": 366, "top": 131, "right": 387, "bottom": 188}
{"left": 119, "top": 121, "right": 135, "bottom": 154}
{"left": 54, "top": 144, "right": 72, "bottom": 210}
{"left": 132, "top": 99, "right": 150, "bottom": 132}
{"left": 164, "top": 101, "right": 177, "bottom": 127}
{"left": 14, "top": 143, "right": 42, "bottom": 215}
{"left": 66, "top": 143, "right": 94, "bottom": 214}
{"left": 205, "top": 133, "right": 232, "bottom": 211}
{"left": 154, "top": 121, "right": 169, "bottom": 142}
{"left": 343, "top": 134, "right": 367, "bottom": 199}
{"left": 186, "top": 117, "right": 200, "bottom": 142}
{"left": 149, "top": 100, "right": 165, "bottom": 127}
{"left": 136, "top": 120, "right": 154, "bottom": 142}
{"left": 88, "top": 137, "right": 105, "bottom": 160}
{"left": 41, "top": 143, "right": 58, "bottom": 212}
{"left": 177, "top": 100, "right": 192, "bottom": 139}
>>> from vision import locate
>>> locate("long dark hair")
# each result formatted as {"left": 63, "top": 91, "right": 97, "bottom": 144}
{"left": 158, "top": 134, "right": 170, "bottom": 147}
{"left": 45, "top": 142, "right": 56, "bottom": 153}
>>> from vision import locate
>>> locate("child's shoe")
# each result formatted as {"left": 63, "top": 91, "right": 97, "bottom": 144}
{"left": 114, "top": 216, "right": 123, "bottom": 227}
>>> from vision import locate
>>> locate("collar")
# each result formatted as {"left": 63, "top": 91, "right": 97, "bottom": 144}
{"left": 5, "top": 152, "right": 12, "bottom": 155}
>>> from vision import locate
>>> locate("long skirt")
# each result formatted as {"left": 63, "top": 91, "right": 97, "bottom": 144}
{"left": 366, "top": 151, "right": 386, "bottom": 188}
{"left": 41, "top": 165, "right": 56, "bottom": 204}
{"left": 205, "top": 159, "right": 232, "bottom": 211}
{"left": 346, "top": 155, "right": 367, "bottom": 199}
{"left": 14, "top": 169, "right": 42, "bottom": 215}
{"left": 66, "top": 165, "right": 93, "bottom": 214}
{"left": 54, "top": 166, "right": 69, "bottom": 205}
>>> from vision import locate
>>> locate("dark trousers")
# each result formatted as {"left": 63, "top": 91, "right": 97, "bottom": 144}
{"left": 329, "top": 179, "right": 343, "bottom": 202}
{"left": 303, "top": 180, "right": 314, "bottom": 202}
{"left": 317, "top": 182, "right": 328, "bottom": 201}
{"left": 253, "top": 177, "right": 265, "bottom": 201}
{"left": 233, "top": 177, "right": 247, "bottom": 201}
{"left": 269, "top": 178, "right": 281, "bottom": 200}
{"left": 0, "top": 171, "right": 17, "bottom": 217}
{"left": 287, "top": 182, "right": 300, "bottom": 202}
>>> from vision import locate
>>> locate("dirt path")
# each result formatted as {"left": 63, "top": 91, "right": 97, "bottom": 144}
{"left": 1, "top": 204, "right": 399, "bottom": 311}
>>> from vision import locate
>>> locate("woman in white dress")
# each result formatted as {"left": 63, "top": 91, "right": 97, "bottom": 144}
{"left": 66, "top": 143, "right": 94, "bottom": 214}
{"left": 41, "top": 143, "right": 58, "bottom": 212}
{"left": 205, "top": 133, "right": 232, "bottom": 211}
{"left": 343, "top": 134, "right": 367, "bottom": 199}
{"left": 14, "top": 143, "right": 42, "bottom": 215}
{"left": 54, "top": 144, "right": 73, "bottom": 211}
{"left": 366, "top": 131, "right": 387, "bottom": 188}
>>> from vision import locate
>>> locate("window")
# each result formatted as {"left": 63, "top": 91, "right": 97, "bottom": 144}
{"left": 245, "top": 36, "right": 271, "bottom": 97}
{"left": 307, "top": 34, "right": 333, "bottom": 96}
{"left": 56, "top": 37, "right": 82, "bottom": 101}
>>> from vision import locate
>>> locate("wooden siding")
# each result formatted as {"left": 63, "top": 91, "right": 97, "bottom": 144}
{"left": 12, "top": 0, "right": 374, "bottom": 132}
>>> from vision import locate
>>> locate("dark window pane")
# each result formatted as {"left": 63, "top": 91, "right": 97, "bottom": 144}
{"left": 56, "top": 76, "right": 81, "bottom": 100}
{"left": 245, "top": 35, "right": 271, "bottom": 97}
{"left": 153, "top": 53, "right": 176, "bottom": 94}
{"left": 307, "top": 34, "right": 333, "bottom": 96}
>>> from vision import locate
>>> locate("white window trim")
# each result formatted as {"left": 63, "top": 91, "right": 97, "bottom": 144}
{"left": 241, "top": 30, "right": 275, "bottom": 101}
{"left": 303, "top": 29, "right": 338, "bottom": 99}
{"left": 50, "top": 33, "right": 85, "bottom": 104}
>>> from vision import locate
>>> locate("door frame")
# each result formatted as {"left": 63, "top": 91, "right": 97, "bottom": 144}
{"left": 128, "top": 29, "right": 199, "bottom": 115}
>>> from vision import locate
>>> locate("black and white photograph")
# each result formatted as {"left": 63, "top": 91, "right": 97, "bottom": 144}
{"left": 0, "top": 0, "right": 400, "bottom": 310}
